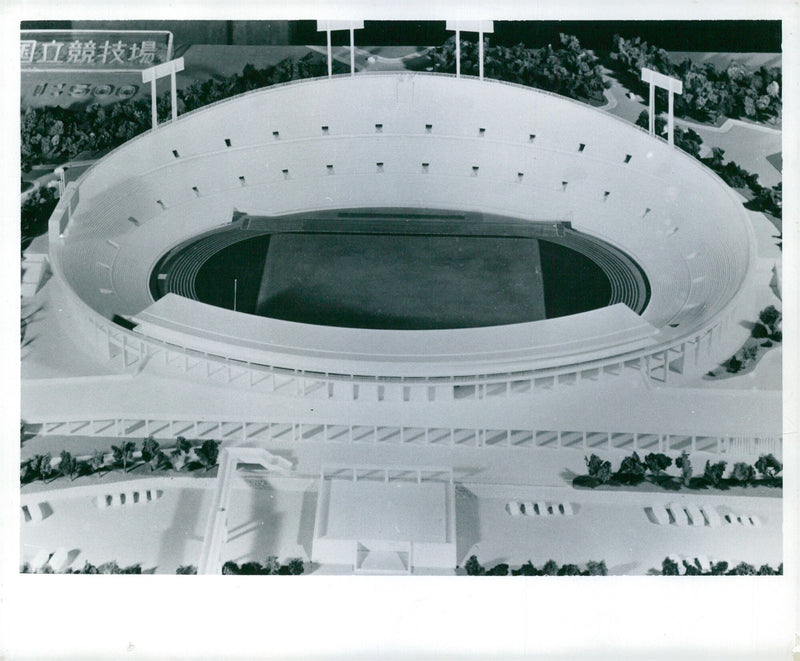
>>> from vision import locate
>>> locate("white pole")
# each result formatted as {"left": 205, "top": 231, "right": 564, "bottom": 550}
{"left": 350, "top": 27, "right": 355, "bottom": 76}
{"left": 649, "top": 81, "right": 655, "bottom": 135}
{"left": 150, "top": 77, "right": 157, "bottom": 131}
{"left": 668, "top": 86, "right": 675, "bottom": 145}
{"left": 455, "top": 30, "right": 460, "bottom": 77}
{"left": 54, "top": 167, "right": 65, "bottom": 196}
{"left": 233, "top": 278, "right": 238, "bottom": 312}
{"left": 170, "top": 68, "right": 178, "bottom": 121}
{"left": 479, "top": 30, "right": 484, "bottom": 80}
{"left": 327, "top": 29, "right": 332, "bottom": 77}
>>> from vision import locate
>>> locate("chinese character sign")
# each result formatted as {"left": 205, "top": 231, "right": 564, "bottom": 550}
{"left": 20, "top": 30, "right": 172, "bottom": 70}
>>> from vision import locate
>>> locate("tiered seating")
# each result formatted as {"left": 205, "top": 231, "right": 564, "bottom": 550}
{"left": 52, "top": 73, "right": 755, "bottom": 380}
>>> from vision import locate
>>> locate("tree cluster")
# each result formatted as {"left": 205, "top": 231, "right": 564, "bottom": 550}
{"left": 221, "top": 557, "right": 305, "bottom": 575}
{"left": 21, "top": 436, "right": 221, "bottom": 485}
{"left": 659, "top": 557, "right": 782, "bottom": 576}
{"left": 22, "top": 560, "right": 143, "bottom": 574}
{"left": 20, "top": 34, "right": 608, "bottom": 173}
{"left": 21, "top": 54, "right": 347, "bottom": 172}
{"left": 21, "top": 185, "right": 59, "bottom": 254}
{"left": 465, "top": 555, "right": 607, "bottom": 576}
{"left": 725, "top": 306, "right": 782, "bottom": 374}
{"left": 428, "top": 33, "right": 608, "bottom": 103}
{"left": 611, "top": 35, "right": 781, "bottom": 123}
{"left": 703, "top": 149, "right": 782, "bottom": 220}
{"left": 751, "top": 305, "right": 782, "bottom": 342}
{"left": 580, "top": 451, "right": 782, "bottom": 490}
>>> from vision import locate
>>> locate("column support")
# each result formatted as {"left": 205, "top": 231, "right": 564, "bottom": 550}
{"left": 170, "top": 68, "right": 178, "bottom": 121}
{"left": 350, "top": 27, "right": 355, "bottom": 75}
{"left": 150, "top": 77, "right": 157, "bottom": 130}
{"left": 667, "top": 85, "right": 675, "bottom": 145}
{"left": 326, "top": 28, "right": 332, "bottom": 77}
{"left": 455, "top": 30, "right": 460, "bottom": 77}
{"left": 478, "top": 30, "right": 484, "bottom": 80}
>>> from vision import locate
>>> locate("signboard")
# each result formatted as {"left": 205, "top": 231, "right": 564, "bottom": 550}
{"left": 20, "top": 30, "right": 173, "bottom": 72}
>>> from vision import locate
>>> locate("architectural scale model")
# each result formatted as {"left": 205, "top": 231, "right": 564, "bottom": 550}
{"left": 20, "top": 21, "right": 783, "bottom": 575}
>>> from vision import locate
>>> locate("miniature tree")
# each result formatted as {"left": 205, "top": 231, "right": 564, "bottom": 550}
{"left": 616, "top": 451, "right": 646, "bottom": 483}
{"left": 33, "top": 453, "right": 55, "bottom": 482}
{"left": 169, "top": 447, "right": 187, "bottom": 472}
{"left": 584, "top": 560, "right": 608, "bottom": 576}
{"left": 542, "top": 560, "right": 559, "bottom": 576}
{"left": 675, "top": 451, "right": 693, "bottom": 486}
{"left": 730, "top": 462, "right": 755, "bottom": 485}
{"left": 196, "top": 440, "right": 220, "bottom": 471}
{"left": 89, "top": 449, "right": 106, "bottom": 477}
{"left": 20, "top": 459, "right": 33, "bottom": 484}
{"left": 263, "top": 556, "right": 281, "bottom": 575}
{"left": 140, "top": 436, "right": 160, "bottom": 471}
{"left": 221, "top": 561, "right": 240, "bottom": 575}
{"left": 703, "top": 460, "right": 727, "bottom": 488}
{"left": 661, "top": 557, "right": 680, "bottom": 575}
{"left": 557, "top": 564, "right": 582, "bottom": 576}
{"left": 58, "top": 450, "right": 78, "bottom": 481}
{"left": 169, "top": 436, "right": 192, "bottom": 471}
{"left": 644, "top": 452, "right": 673, "bottom": 483}
{"left": 709, "top": 561, "right": 728, "bottom": 576}
{"left": 682, "top": 559, "right": 702, "bottom": 575}
{"left": 111, "top": 440, "right": 136, "bottom": 472}
{"left": 465, "top": 555, "right": 486, "bottom": 576}
{"left": 754, "top": 453, "right": 782, "bottom": 485}
{"left": 285, "top": 558, "right": 305, "bottom": 575}
{"left": 727, "top": 562, "right": 757, "bottom": 576}
{"left": 514, "top": 561, "right": 537, "bottom": 576}
{"left": 585, "top": 454, "right": 613, "bottom": 485}
{"left": 726, "top": 355, "right": 743, "bottom": 373}
{"left": 758, "top": 305, "right": 781, "bottom": 333}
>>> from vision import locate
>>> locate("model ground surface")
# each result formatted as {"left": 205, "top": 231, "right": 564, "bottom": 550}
{"left": 186, "top": 213, "right": 614, "bottom": 329}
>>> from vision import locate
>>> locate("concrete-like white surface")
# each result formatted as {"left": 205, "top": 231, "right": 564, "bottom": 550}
{"left": 323, "top": 479, "right": 447, "bottom": 542}
{"left": 19, "top": 474, "right": 780, "bottom": 575}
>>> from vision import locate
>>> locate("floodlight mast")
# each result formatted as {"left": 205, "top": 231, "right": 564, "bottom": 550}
{"left": 316, "top": 21, "right": 364, "bottom": 77}
{"left": 445, "top": 21, "right": 494, "bottom": 80}
{"left": 141, "top": 57, "right": 185, "bottom": 131}
{"left": 641, "top": 67, "right": 683, "bottom": 146}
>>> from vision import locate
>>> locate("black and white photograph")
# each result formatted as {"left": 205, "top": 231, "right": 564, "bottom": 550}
{"left": 2, "top": 4, "right": 798, "bottom": 660}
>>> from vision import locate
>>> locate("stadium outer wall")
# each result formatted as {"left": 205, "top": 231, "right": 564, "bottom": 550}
{"left": 46, "top": 72, "right": 765, "bottom": 396}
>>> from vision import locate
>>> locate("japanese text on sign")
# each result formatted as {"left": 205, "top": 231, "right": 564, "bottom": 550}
{"left": 21, "top": 31, "right": 172, "bottom": 70}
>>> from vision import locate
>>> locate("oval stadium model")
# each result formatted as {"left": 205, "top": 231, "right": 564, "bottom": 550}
{"left": 48, "top": 73, "right": 758, "bottom": 384}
